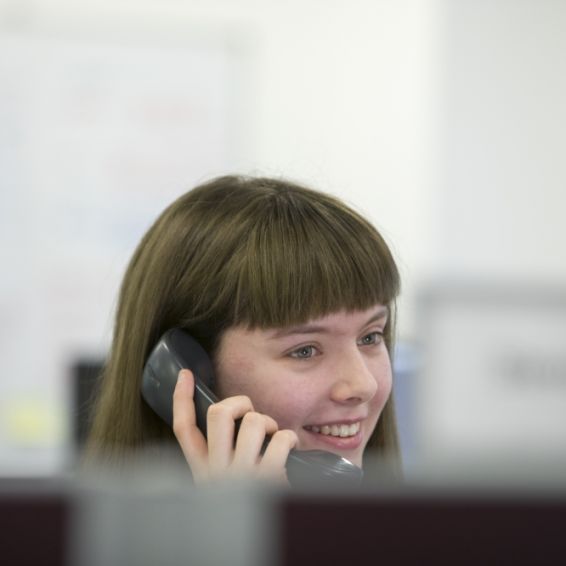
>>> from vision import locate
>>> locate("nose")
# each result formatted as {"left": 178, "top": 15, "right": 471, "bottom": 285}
{"left": 329, "top": 347, "right": 379, "bottom": 404}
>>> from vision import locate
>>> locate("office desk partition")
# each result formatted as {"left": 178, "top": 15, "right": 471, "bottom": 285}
{"left": 2, "top": 478, "right": 566, "bottom": 566}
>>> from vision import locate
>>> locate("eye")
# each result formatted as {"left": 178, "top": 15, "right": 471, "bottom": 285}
{"left": 357, "top": 331, "right": 383, "bottom": 347}
{"left": 288, "top": 345, "right": 319, "bottom": 359}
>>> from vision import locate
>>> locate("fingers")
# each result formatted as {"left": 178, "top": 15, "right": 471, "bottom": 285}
{"left": 172, "top": 369, "right": 297, "bottom": 485}
{"left": 232, "top": 412, "right": 278, "bottom": 470}
{"left": 258, "top": 430, "right": 298, "bottom": 482}
{"left": 206, "top": 395, "right": 256, "bottom": 473}
{"left": 172, "top": 369, "right": 208, "bottom": 481}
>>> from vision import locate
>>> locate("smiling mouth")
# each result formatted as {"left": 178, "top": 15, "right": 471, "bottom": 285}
{"left": 304, "top": 422, "right": 361, "bottom": 438}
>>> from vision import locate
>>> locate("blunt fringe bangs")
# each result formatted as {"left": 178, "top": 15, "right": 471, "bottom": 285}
{"left": 231, "top": 184, "right": 400, "bottom": 329}
{"left": 168, "top": 176, "right": 400, "bottom": 339}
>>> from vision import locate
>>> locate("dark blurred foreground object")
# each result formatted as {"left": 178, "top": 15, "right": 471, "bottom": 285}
{"left": 2, "top": 478, "right": 566, "bottom": 566}
{"left": 280, "top": 494, "right": 566, "bottom": 566}
{"left": 0, "top": 480, "right": 69, "bottom": 566}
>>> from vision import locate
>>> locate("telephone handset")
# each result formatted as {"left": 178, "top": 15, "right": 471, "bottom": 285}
{"left": 141, "top": 328, "right": 363, "bottom": 487}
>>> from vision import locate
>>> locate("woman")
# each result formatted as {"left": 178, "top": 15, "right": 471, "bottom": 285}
{"left": 85, "top": 175, "right": 401, "bottom": 485}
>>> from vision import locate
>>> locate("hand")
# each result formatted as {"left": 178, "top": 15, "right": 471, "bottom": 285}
{"left": 172, "top": 369, "right": 298, "bottom": 484}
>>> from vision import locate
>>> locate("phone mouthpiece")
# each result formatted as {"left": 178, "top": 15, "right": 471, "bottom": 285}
{"left": 286, "top": 450, "right": 363, "bottom": 488}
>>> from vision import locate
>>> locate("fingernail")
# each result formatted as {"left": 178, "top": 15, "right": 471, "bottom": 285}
{"left": 177, "top": 370, "right": 187, "bottom": 382}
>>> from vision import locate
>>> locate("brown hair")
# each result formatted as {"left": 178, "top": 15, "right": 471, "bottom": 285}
{"left": 85, "top": 175, "right": 401, "bottom": 473}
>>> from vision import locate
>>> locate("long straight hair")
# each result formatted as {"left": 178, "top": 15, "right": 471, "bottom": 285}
{"left": 85, "top": 175, "right": 401, "bottom": 473}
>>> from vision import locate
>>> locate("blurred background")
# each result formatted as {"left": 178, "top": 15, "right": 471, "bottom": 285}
{"left": 1, "top": 0, "right": 565, "bottom": 483}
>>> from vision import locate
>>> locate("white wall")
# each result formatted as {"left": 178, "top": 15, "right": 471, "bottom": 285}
{"left": 433, "top": 0, "right": 566, "bottom": 283}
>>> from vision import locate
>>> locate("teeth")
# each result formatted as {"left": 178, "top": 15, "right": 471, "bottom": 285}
{"left": 307, "top": 422, "right": 360, "bottom": 438}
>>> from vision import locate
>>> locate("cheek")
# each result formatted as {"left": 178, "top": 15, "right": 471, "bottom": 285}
{"left": 213, "top": 351, "right": 257, "bottom": 399}
{"left": 371, "top": 356, "right": 393, "bottom": 410}
{"left": 215, "top": 354, "right": 303, "bottom": 417}
{"left": 216, "top": 358, "right": 315, "bottom": 431}
{"left": 255, "top": 387, "right": 314, "bottom": 431}
{"left": 381, "top": 361, "right": 393, "bottom": 397}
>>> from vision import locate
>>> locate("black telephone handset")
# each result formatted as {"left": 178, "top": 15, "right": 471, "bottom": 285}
{"left": 141, "top": 328, "right": 363, "bottom": 487}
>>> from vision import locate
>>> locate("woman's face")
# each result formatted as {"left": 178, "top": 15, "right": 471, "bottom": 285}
{"left": 213, "top": 305, "right": 392, "bottom": 467}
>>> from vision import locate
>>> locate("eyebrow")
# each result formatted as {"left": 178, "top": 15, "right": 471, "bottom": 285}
{"left": 270, "top": 306, "right": 389, "bottom": 339}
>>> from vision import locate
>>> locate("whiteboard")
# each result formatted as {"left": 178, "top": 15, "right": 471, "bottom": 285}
{"left": 0, "top": 31, "right": 245, "bottom": 475}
